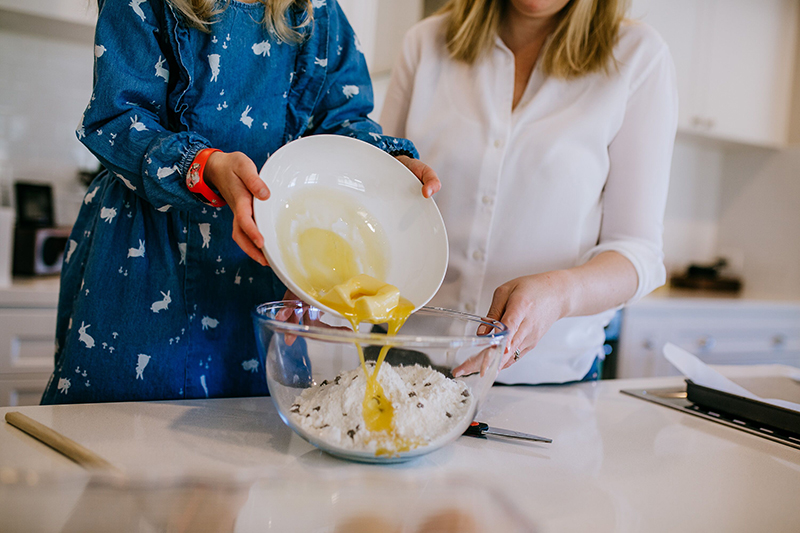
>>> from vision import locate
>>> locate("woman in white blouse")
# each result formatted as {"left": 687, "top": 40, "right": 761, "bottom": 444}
{"left": 381, "top": 0, "right": 678, "bottom": 384}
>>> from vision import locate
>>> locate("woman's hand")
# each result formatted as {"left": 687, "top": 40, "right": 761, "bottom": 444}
{"left": 485, "top": 252, "right": 639, "bottom": 371}
{"left": 204, "top": 151, "right": 270, "bottom": 266}
{"left": 395, "top": 155, "right": 441, "bottom": 198}
{"left": 486, "top": 271, "right": 572, "bottom": 370}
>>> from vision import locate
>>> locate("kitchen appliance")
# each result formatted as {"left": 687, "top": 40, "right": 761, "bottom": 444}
{"left": 12, "top": 182, "right": 71, "bottom": 276}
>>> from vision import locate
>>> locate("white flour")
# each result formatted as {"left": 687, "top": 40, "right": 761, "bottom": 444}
{"left": 290, "top": 363, "right": 473, "bottom": 454}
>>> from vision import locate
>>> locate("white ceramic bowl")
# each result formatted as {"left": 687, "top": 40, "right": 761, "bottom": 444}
{"left": 254, "top": 135, "right": 448, "bottom": 315}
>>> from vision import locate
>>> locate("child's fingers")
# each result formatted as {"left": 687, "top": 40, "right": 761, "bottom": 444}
{"left": 415, "top": 162, "right": 441, "bottom": 198}
{"left": 231, "top": 193, "right": 264, "bottom": 250}
{"left": 240, "top": 171, "right": 270, "bottom": 201}
{"left": 396, "top": 155, "right": 441, "bottom": 198}
{"left": 232, "top": 222, "right": 268, "bottom": 266}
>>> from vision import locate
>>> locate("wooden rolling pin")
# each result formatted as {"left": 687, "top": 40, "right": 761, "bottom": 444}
{"left": 5, "top": 411, "right": 118, "bottom": 472}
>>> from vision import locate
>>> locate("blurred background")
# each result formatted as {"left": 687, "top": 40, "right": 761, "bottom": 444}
{"left": 0, "top": 0, "right": 798, "bottom": 405}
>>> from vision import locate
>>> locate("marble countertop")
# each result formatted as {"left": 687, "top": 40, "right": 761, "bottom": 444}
{"left": 2, "top": 369, "right": 799, "bottom": 532}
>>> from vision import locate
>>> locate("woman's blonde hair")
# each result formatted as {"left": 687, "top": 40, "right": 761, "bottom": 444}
{"left": 167, "top": 0, "right": 313, "bottom": 42}
{"left": 439, "top": 0, "right": 628, "bottom": 78}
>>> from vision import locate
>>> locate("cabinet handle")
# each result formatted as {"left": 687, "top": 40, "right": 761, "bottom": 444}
{"left": 690, "top": 117, "right": 715, "bottom": 130}
{"left": 772, "top": 334, "right": 787, "bottom": 348}
{"left": 697, "top": 336, "right": 716, "bottom": 351}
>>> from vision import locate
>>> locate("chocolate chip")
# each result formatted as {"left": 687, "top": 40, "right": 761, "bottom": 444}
{"left": 334, "top": 376, "right": 341, "bottom": 384}
{"left": 352, "top": 376, "right": 357, "bottom": 381}
{"left": 408, "top": 391, "right": 416, "bottom": 397}
{"left": 312, "top": 406, "right": 320, "bottom": 411}
{"left": 446, "top": 412, "right": 452, "bottom": 418}
{"left": 342, "top": 413, "right": 347, "bottom": 416}
{"left": 320, "top": 424, "right": 329, "bottom": 429}
{"left": 347, "top": 429, "right": 355, "bottom": 439}
{"left": 305, "top": 414, "right": 311, "bottom": 417}
{"left": 290, "top": 404, "right": 300, "bottom": 413}
{"left": 461, "top": 399, "right": 468, "bottom": 404}
{"left": 461, "top": 390, "right": 470, "bottom": 397}
{"left": 424, "top": 382, "right": 431, "bottom": 387}
{"left": 417, "top": 402, "right": 424, "bottom": 408}
{"left": 320, "top": 380, "right": 328, "bottom": 386}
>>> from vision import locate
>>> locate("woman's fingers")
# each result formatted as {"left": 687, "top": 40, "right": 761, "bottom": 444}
{"left": 396, "top": 155, "right": 441, "bottom": 198}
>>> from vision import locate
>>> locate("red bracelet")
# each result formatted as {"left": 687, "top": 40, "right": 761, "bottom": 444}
{"left": 186, "top": 148, "right": 226, "bottom": 207}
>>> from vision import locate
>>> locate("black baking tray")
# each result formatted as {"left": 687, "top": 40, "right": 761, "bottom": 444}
{"left": 621, "top": 378, "right": 800, "bottom": 450}
{"left": 686, "top": 379, "right": 800, "bottom": 436}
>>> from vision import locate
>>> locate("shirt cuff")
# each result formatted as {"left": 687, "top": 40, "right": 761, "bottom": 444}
{"left": 579, "top": 240, "right": 667, "bottom": 304}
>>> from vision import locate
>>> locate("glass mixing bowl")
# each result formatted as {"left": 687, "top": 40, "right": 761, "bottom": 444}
{"left": 253, "top": 301, "right": 508, "bottom": 463}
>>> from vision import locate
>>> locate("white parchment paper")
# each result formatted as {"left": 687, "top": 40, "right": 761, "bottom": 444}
{"left": 663, "top": 342, "right": 800, "bottom": 413}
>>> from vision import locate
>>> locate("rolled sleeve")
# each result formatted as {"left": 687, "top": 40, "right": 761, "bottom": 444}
{"left": 78, "top": 0, "right": 212, "bottom": 211}
{"left": 581, "top": 45, "right": 678, "bottom": 303}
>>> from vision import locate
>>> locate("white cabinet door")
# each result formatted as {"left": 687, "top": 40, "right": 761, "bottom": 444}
{"left": 618, "top": 300, "right": 800, "bottom": 378}
{"left": 629, "top": 0, "right": 705, "bottom": 137}
{"left": 0, "top": 375, "right": 50, "bottom": 406}
{"left": 703, "top": 0, "right": 797, "bottom": 146}
{"left": 0, "top": 310, "right": 56, "bottom": 375}
{"left": 630, "top": 0, "right": 799, "bottom": 147}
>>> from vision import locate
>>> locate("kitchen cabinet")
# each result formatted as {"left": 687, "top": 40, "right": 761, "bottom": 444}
{"left": 631, "top": 0, "right": 800, "bottom": 147}
{"left": 618, "top": 296, "right": 800, "bottom": 378}
{"left": 0, "top": 278, "right": 59, "bottom": 407}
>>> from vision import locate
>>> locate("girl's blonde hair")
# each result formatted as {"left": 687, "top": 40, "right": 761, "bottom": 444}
{"left": 168, "top": 0, "right": 313, "bottom": 42}
{"left": 440, "top": 0, "right": 628, "bottom": 78}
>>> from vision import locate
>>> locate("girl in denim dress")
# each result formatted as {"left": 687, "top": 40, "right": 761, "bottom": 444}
{"left": 41, "top": 0, "right": 439, "bottom": 404}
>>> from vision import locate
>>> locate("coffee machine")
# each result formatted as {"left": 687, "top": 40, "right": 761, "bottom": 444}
{"left": 12, "top": 183, "right": 71, "bottom": 276}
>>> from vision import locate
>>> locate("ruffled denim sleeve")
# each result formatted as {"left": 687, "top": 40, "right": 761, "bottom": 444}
{"left": 305, "top": 0, "right": 419, "bottom": 159}
{"left": 77, "top": 0, "right": 209, "bottom": 211}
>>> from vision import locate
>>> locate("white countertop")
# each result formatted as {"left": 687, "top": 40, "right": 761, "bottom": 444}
{"left": 2, "top": 369, "right": 799, "bottom": 532}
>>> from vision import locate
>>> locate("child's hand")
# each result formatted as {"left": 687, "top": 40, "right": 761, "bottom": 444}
{"left": 204, "top": 151, "right": 270, "bottom": 266}
{"left": 395, "top": 155, "right": 441, "bottom": 198}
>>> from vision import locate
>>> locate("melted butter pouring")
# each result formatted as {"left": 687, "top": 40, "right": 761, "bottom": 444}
{"left": 289, "top": 219, "right": 419, "bottom": 454}
{"left": 318, "top": 273, "right": 414, "bottom": 439}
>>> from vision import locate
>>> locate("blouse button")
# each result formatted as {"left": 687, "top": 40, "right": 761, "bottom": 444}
{"left": 465, "top": 303, "right": 475, "bottom": 313}
{"left": 472, "top": 250, "right": 484, "bottom": 261}
{"left": 493, "top": 139, "right": 504, "bottom": 149}
{"left": 482, "top": 195, "right": 493, "bottom": 205}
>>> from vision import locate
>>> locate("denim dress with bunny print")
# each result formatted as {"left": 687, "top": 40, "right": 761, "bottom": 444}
{"left": 40, "top": 0, "right": 417, "bottom": 404}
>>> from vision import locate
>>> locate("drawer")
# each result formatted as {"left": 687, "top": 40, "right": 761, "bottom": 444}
{"left": 0, "top": 374, "right": 50, "bottom": 406}
{"left": 0, "top": 309, "right": 57, "bottom": 374}
{"left": 618, "top": 301, "right": 800, "bottom": 378}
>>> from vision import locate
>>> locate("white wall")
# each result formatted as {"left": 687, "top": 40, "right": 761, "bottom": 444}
{"left": 662, "top": 135, "right": 724, "bottom": 273}
{"left": 663, "top": 132, "right": 800, "bottom": 300}
{"left": 716, "top": 144, "right": 800, "bottom": 298}
{"left": 0, "top": 24, "right": 94, "bottom": 227}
